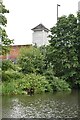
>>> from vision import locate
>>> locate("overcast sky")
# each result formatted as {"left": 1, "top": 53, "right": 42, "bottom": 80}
{"left": 3, "top": 0, "right": 79, "bottom": 45}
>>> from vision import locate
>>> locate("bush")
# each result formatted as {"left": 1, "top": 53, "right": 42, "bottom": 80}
{"left": 2, "top": 73, "right": 71, "bottom": 95}
{"left": 2, "top": 60, "right": 15, "bottom": 71}
{"left": 2, "top": 80, "right": 23, "bottom": 95}
{"left": 18, "top": 47, "right": 45, "bottom": 74}
{"left": 2, "top": 70, "right": 23, "bottom": 81}
{"left": 0, "top": 82, "right": 2, "bottom": 95}
{"left": 50, "top": 76, "right": 71, "bottom": 92}
{"left": 44, "top": 68, "right": 71, "bottom": 92}
{"left": 15, "top": 74, "right": 52, "bottom": 94}
{"left": 2, "top": 81, "right": 16, "bottom": 95}
{"left": 2, "top": 74, "right": 52, "bottom": 95}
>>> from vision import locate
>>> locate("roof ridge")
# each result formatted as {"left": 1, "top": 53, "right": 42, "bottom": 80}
{"left": 31, "top": 23, "right": 49, "bottom": 32}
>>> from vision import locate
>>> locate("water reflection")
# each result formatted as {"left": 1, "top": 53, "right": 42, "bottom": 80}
{"left": 2, "top": 90, "right": 79, "bottom": 118}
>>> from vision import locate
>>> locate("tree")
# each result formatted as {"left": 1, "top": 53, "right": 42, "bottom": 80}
{"left": 0, "top": 1, "right": 13, "bottom": 55}
{"left": 47, "top": 13, "right": 80, "bottom": 88}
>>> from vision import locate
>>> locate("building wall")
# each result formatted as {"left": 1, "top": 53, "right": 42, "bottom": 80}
{"left": 8, "top": 45, "right": 20, "bottom": 60}
{"left": 43, "top": 30, "right": 49, "bottom": 45}
{"left": 32, "top": 30, "right": 49, "bottom": 46}
{"left": 78, "top": 1, "right": 80, "bottom": 11}
{"left": 9, "top": 45, "right": 31, "bottom": 61}
{"left": 1, "top": 45, "right": 31, "bottom": 61}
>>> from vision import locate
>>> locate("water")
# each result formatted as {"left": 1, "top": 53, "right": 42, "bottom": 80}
{"left": 2, "top": 90, "right": 80, "bottom": 118}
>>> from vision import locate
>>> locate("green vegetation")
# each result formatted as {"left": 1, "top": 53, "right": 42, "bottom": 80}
{"left": 18, "top": 47, "right": 45, "bottom": 74}
{"left": 2, "top": 48, "right": 71, "bottom": 95}
{"left": 1, "top": 7, "right": 80, "bottom": 95}
{"left": 2, "top": 74, "right": 51, "bottom": 95}
{"left": 47, "top": 12, "right": 80, "bottom": 89}
{"left": 2, "top": 71, "right": 71, "bottom": 95}
{"left": 0, "top": 1, "right": 13, "bottom": 55}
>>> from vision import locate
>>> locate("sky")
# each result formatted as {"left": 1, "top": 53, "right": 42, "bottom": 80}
{"left": 3, "top": 0, "right": 79, "bottom": 45}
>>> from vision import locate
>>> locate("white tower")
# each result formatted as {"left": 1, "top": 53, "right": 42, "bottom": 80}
{"left": 31, "top": 23, "right": 49, "bottom": 47}
{"left": 78, "top": 1, "right": 80, "bottom": 11}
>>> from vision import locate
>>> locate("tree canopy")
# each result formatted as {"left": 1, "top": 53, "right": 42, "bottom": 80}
{"left": 0, "top": 1, "right": 13, "bottom": 55}
{"left": 47, "top": 12, "right": 80, "bottom": 88}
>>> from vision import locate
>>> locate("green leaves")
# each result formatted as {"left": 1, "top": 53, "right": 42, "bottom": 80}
{"left": 47, "top": 13, "right": 80, "bottom": 88}
{"left": 0, "top": 1, "right": 9, "bottom": 26}
{"left": 2, "top": 60, "right": 14, "bottom": 71}
{"left": 0, "top": 2, "right": 9, "bottom": 14}
{"left": 0, "top": 1, "right": 13, "bottom": 55}
{"left": 18, "top": 47, "right": 45, "bottom": 74}
{"left": 18, "top": 74, "right": 51, "bottom": 94}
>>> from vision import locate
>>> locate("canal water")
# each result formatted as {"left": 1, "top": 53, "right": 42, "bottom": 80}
{"left": 2, "top": 90, "right": 80, "bottom": 118}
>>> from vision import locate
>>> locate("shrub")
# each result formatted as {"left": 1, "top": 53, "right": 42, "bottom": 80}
{"left": 2, "top": 80, "right": 23, "bottom": 95}
{"left": 18, "top": 47, "right": 45, "bottom": 74}
{"left": 2, "top": 60, "right": 15, "bottom": 71}
{"left": 2, "top": 74, "right": 52, "bottom": 95}
{"left": 2, "top": 70, "right": 24, "bottom": 81}
{"left": 16, "top": 74, "right": 52, "bottom": 94}
{"left": 2, "top": 73, "right": 71, "bottom": 95}
{"left": 0, "top": 82, "right": 2, "bottom": 95}
{"left": 50, "top": 76, "right": 71, "bottom": 92}
{"left": 2, "top": 81, "right": 16, "bottom": 95}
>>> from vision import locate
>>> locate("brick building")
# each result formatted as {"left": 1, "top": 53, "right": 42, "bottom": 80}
{"left": 1, "top": 44, "right": 31, "bottom": 62}
{"left": 1, "top": 23, "right": 49, "bottom": 61}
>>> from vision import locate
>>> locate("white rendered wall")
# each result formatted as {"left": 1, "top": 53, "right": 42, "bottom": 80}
{"left": 78, "top": 1, "right": 80, "bottom": 11}
{"left": 32, "top": 30, "right": 49, "bottom": 47}
{"left": 43, "top": 30, "right": 49, "bottom": 45}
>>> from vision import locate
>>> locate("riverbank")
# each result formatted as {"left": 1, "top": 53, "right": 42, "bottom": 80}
{"left": 1, "top": 73, "right": 71, "bottom": 95}
{"left": 2, "top": 46, "right": 79, "bottom": 95}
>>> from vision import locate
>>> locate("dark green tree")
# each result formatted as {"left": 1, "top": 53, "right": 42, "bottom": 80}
{"left": 47, "top": 13, "right": 80, "bottom": 88}
{"left": 0, "top": 1, "right": 13, "bottom": 55}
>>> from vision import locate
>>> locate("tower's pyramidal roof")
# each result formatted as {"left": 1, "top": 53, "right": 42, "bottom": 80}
{"left": 31, "top": 23, "right": 49, "bottom": 32}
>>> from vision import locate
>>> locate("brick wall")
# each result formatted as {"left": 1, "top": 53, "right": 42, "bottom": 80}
{"left": 0, "top": 44, "right": 32, "bottom": 61}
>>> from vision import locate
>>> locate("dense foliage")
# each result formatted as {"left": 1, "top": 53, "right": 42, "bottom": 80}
{"left": 0, "top": 1, "right": 13, "bottom": 55}
{"left": 2, "top": 47, "right": 71, "bottom": 95}
{"left": 2, "top": 12, "right": 80, "bottom": 95}
{"left": 18, "top": 47, "right": 45, "bottom": 74}
{"left": 2, "top": 74, "right": 50, "bottom": 95}
{"left": 47, "top": 13, "right": 80, "bottom": 88}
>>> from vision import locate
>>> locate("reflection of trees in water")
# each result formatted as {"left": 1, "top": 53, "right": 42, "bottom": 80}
{"left": 2, "top": 91, "right": 79, "bottom": 118}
